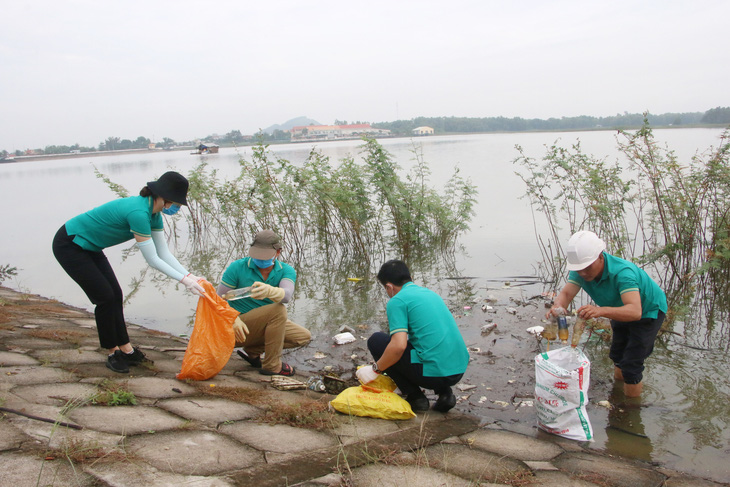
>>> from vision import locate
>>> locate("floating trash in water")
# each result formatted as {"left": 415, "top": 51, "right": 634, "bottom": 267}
{"left": 478, "top": 396, "right": 488, "bottom": 403}
{"left": 313, "top": 351, "right": 327, "bottom": 359}
{"left": 481, "top": 323, "right": 497, "bottom": 335}
{"left": 346, "top": 277, "right": 362, "bottom": 282}
{"left": 506, "top": 307, "right": 517, "bottom": 315}
{"left": 526, "top": 325, "right": 544, "bottom": 335}
{"left": 597, "top": 400, "right": 612, "bottom": 409}
{"left": 338, "top": 325, "right": 356, "bottom": 334}
{"left": 457, "top": 384, "right": 477, "bottom": 391}
{"left": 494, "top": 400, "right": 510, "bottom": 407}
{"left": 467, "top": 346, "right": 481, "bottom": 353}
{"left": 464, "top": 306, "right": 472, "bottom": 310}
{"left": 333, "top": 332, "right": 356, "bottom": 345}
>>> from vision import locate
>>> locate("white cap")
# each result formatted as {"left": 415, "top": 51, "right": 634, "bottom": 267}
{"left": 566, "top": 231, "right": 606, "bottom": 271}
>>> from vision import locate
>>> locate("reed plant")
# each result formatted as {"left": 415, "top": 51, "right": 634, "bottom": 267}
{"left": 181, "top": 137, "right": 477, "bottom": 280}
{"left": 515, "top": 115, "right": 730, "bottom": 329}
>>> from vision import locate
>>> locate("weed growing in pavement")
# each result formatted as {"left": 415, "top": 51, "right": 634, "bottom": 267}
{"left": 262, "top": 399, "right": 334, "bottom": 430}
{"left": 90, "top": 379, "right": 137, "bottom": 406}
{"left": 192, "top": 382, "right": 266, "bottom": 406}
{"left": 193, "top": 382, "right": 335, "bottom": 429}
{"left": 26, "top": 328, "right": 86, "bottom": 346}
{"left": 44, "top": 437, "right": 129, "bottom": 465}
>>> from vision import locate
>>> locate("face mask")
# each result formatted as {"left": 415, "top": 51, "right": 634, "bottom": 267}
{"left": 162, "top": 204, "right": 181, "bottom": 215}
{"left": 252, "top": 257, "right": 275, "bottom": 269}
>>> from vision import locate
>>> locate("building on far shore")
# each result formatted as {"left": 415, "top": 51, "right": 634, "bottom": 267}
{"left": 412, "top": 126, "right": 434, "bottom": 136}
{"left": 290, "top": 123, "right": 391, "bottom": 141}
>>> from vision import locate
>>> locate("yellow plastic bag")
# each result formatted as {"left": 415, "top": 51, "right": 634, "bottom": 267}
{"left": 177, "top": 280, "right": 240, "bottom": 381}
{"left": 362, "top": 372, "right": 398, "bottom": 393}
{"left": 330, "top": 385, "right": 416, "bottom": 420}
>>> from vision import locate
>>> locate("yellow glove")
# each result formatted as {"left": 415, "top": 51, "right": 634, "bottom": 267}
{"left": 250, "top": 281, "right": 285, "bottom": 302}
{"left": 232, "top": 316, "right": 249, "bottom": 343}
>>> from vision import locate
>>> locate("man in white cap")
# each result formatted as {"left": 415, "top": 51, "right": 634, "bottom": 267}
{"left": 546, "top": 230, "right": 667, "bottom": 397}
{"left": 217, "top": 230, "right": 310, "bottom": 376}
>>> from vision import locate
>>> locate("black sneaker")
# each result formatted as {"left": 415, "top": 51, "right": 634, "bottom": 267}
{"left": 433, "top": 390, "right": 457, "bottom": 413}
{"left": 121, "top": 347, "right": 153, "bottom": 366}
{"left": 237, "top": 349, "right": 262, "bottom": 368}
{"left": 106, "top": 350, "right": 130, "bottom": 374}
{"left": 407, "top": 393, "right": 430, "bottom": 412}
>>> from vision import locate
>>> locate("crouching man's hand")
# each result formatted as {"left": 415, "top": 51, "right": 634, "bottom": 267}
{"left": 232, "top": 316, "right": 249, "bottom": 343}
{"left": 356, "top": 364, "right": 379, "bottom": 384}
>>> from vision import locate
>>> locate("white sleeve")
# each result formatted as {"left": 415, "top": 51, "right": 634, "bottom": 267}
{"left": 137, "top": 239, "right": 185, "bottom": 281}
{"left": 280, "top": 278, "right": 294, "bottom": 303}
{"left": 150, "top": 230, "right": 189, "bottom": 277}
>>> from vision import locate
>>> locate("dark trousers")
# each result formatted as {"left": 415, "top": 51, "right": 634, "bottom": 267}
{"left": 52, "top": 225, "right": 129, "bottom": 349}
{"left": 367, "top": 331, "right": 463, "bottom": 397}
{"left": 609, "top": 311, "right": 665, "bottom": 384}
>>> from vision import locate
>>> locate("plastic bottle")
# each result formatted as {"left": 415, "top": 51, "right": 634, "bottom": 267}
{"left": 542, "top": 324, "right": 558, "bottom": 341}
{"left": 543, "top": 306, "right": 565, "bottom": 341}
{"left": 558, "top": 316, "right": 569, "bottom": 343}
{"left": 223, "top": 287, "right": 252, "bottom": 301}
{"left": 571, "top": 317, "right": 586, "bottom": 348}
{"left": 306, "top": 376, "right": 326, "bottom": 392}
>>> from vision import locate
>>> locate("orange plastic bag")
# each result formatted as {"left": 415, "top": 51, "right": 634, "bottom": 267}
{"left": 176, "top": 280, "right": 239, "bottom": 380}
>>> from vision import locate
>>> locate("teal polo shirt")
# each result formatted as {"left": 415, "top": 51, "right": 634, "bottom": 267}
{"left": 65, "top": 196, "right": 163, "bottom": 252}
{"left": 568, "top": 252, "right": 667, "bottom": 320}
{"left": 221, "top": 257, "right": 296, "bottom": 314}
{"left": 387, "top": 282, "right": 469, "bottom": 377}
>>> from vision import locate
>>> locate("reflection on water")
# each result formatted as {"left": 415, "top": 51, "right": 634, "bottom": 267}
{"left": 605, "top": 382, "right": 653, "bottom": 462}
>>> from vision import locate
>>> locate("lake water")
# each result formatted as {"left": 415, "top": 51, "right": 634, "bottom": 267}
{"left": 1, "top": 128, "right": 728, "bottom": 482}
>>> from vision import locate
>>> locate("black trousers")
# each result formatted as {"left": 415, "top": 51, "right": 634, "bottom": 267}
{"left": 52, "top": 225, "right": 129, "bottom": 349}
{"left": 367, "top": 331, "right": 463, "bottom": 397}
{"left": 609, "top": 311, "right": 665, "bottom": 384}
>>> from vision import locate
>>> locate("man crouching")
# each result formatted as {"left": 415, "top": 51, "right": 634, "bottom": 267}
{"left": 356, "top": 260, "right": 469, "bottom": 413}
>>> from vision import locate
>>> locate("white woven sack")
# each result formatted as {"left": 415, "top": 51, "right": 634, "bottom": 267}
{"left": 534, "top": 346, "right": 593, "bottom": 441}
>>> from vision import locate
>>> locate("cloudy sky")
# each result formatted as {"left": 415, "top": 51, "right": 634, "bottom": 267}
{"left": 2, "top": 0, "right": 728, "bottom": 150}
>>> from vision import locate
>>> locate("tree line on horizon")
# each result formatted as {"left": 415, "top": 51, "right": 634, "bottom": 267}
{"left": 372, "top": 107, "right": 730, "bottom": 135}
{"left": 3, "top": 107, "right": 729, "bottom": 159}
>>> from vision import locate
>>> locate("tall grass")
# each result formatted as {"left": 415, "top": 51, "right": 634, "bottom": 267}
{"left": 182, "top": 137, "right": 477, "bottom": 281}
{"left": 514, "top": 115, "right": 730, "bottom": 330}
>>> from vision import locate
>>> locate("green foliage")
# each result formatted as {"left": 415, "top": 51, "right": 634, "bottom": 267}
{"left": 93, "top": 165, "right": 130, "bottom": 198}
{"left": 515, "top": 114, "right": 730, "bottom": 316}
{"left": 91, "top": 379, "right": 137, "bottom": 406}
{"left": 701, "top": 106, "right": 730, "bottom": 124}
{"left": 373, "top": 111, "right": 706, "bottom": 136}
{"left": 0, "top": 264, "right": 18, "bottom": 284}
{"left": 181, "top": 137, "right": 477, "bottom": 280}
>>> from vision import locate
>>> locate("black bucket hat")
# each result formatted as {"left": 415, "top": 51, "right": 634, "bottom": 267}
{"left": 147, "top": 171, "right": 189, "bottom": 206}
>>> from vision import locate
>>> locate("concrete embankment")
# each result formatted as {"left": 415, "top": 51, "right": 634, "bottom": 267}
{"left": 0, "top": 286, "right": 725, "bottom": 486}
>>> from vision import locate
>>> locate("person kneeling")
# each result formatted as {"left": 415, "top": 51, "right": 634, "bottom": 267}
{"left": 217, "top": 230, "right": 310, "bottom": 376}
{"left": 357, "top": 260, "right": 469, "bottom": 413}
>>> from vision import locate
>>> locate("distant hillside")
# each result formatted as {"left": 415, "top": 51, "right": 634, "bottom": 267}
{"left": 262, "top": 116, "right": 320, "bottom": 134}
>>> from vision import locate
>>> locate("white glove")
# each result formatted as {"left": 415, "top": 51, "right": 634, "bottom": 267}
{"left": 188, "top": 273, "right": 204, "bottom": 283}
{"left": 250, "top": 281, "right": 285, "bottom": 302}
{"left": 232, "top": 316, "right": 249, "bottom": 343}
{"left": 181, "top": 274, "right": 205, "bottom": 296}
{"left": 356, "top": 365, "right": 379, "bottom": 385}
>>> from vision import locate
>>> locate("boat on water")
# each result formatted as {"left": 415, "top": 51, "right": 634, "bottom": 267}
{"left": 190, "top": 143, "right": 219, "bottom": 155}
